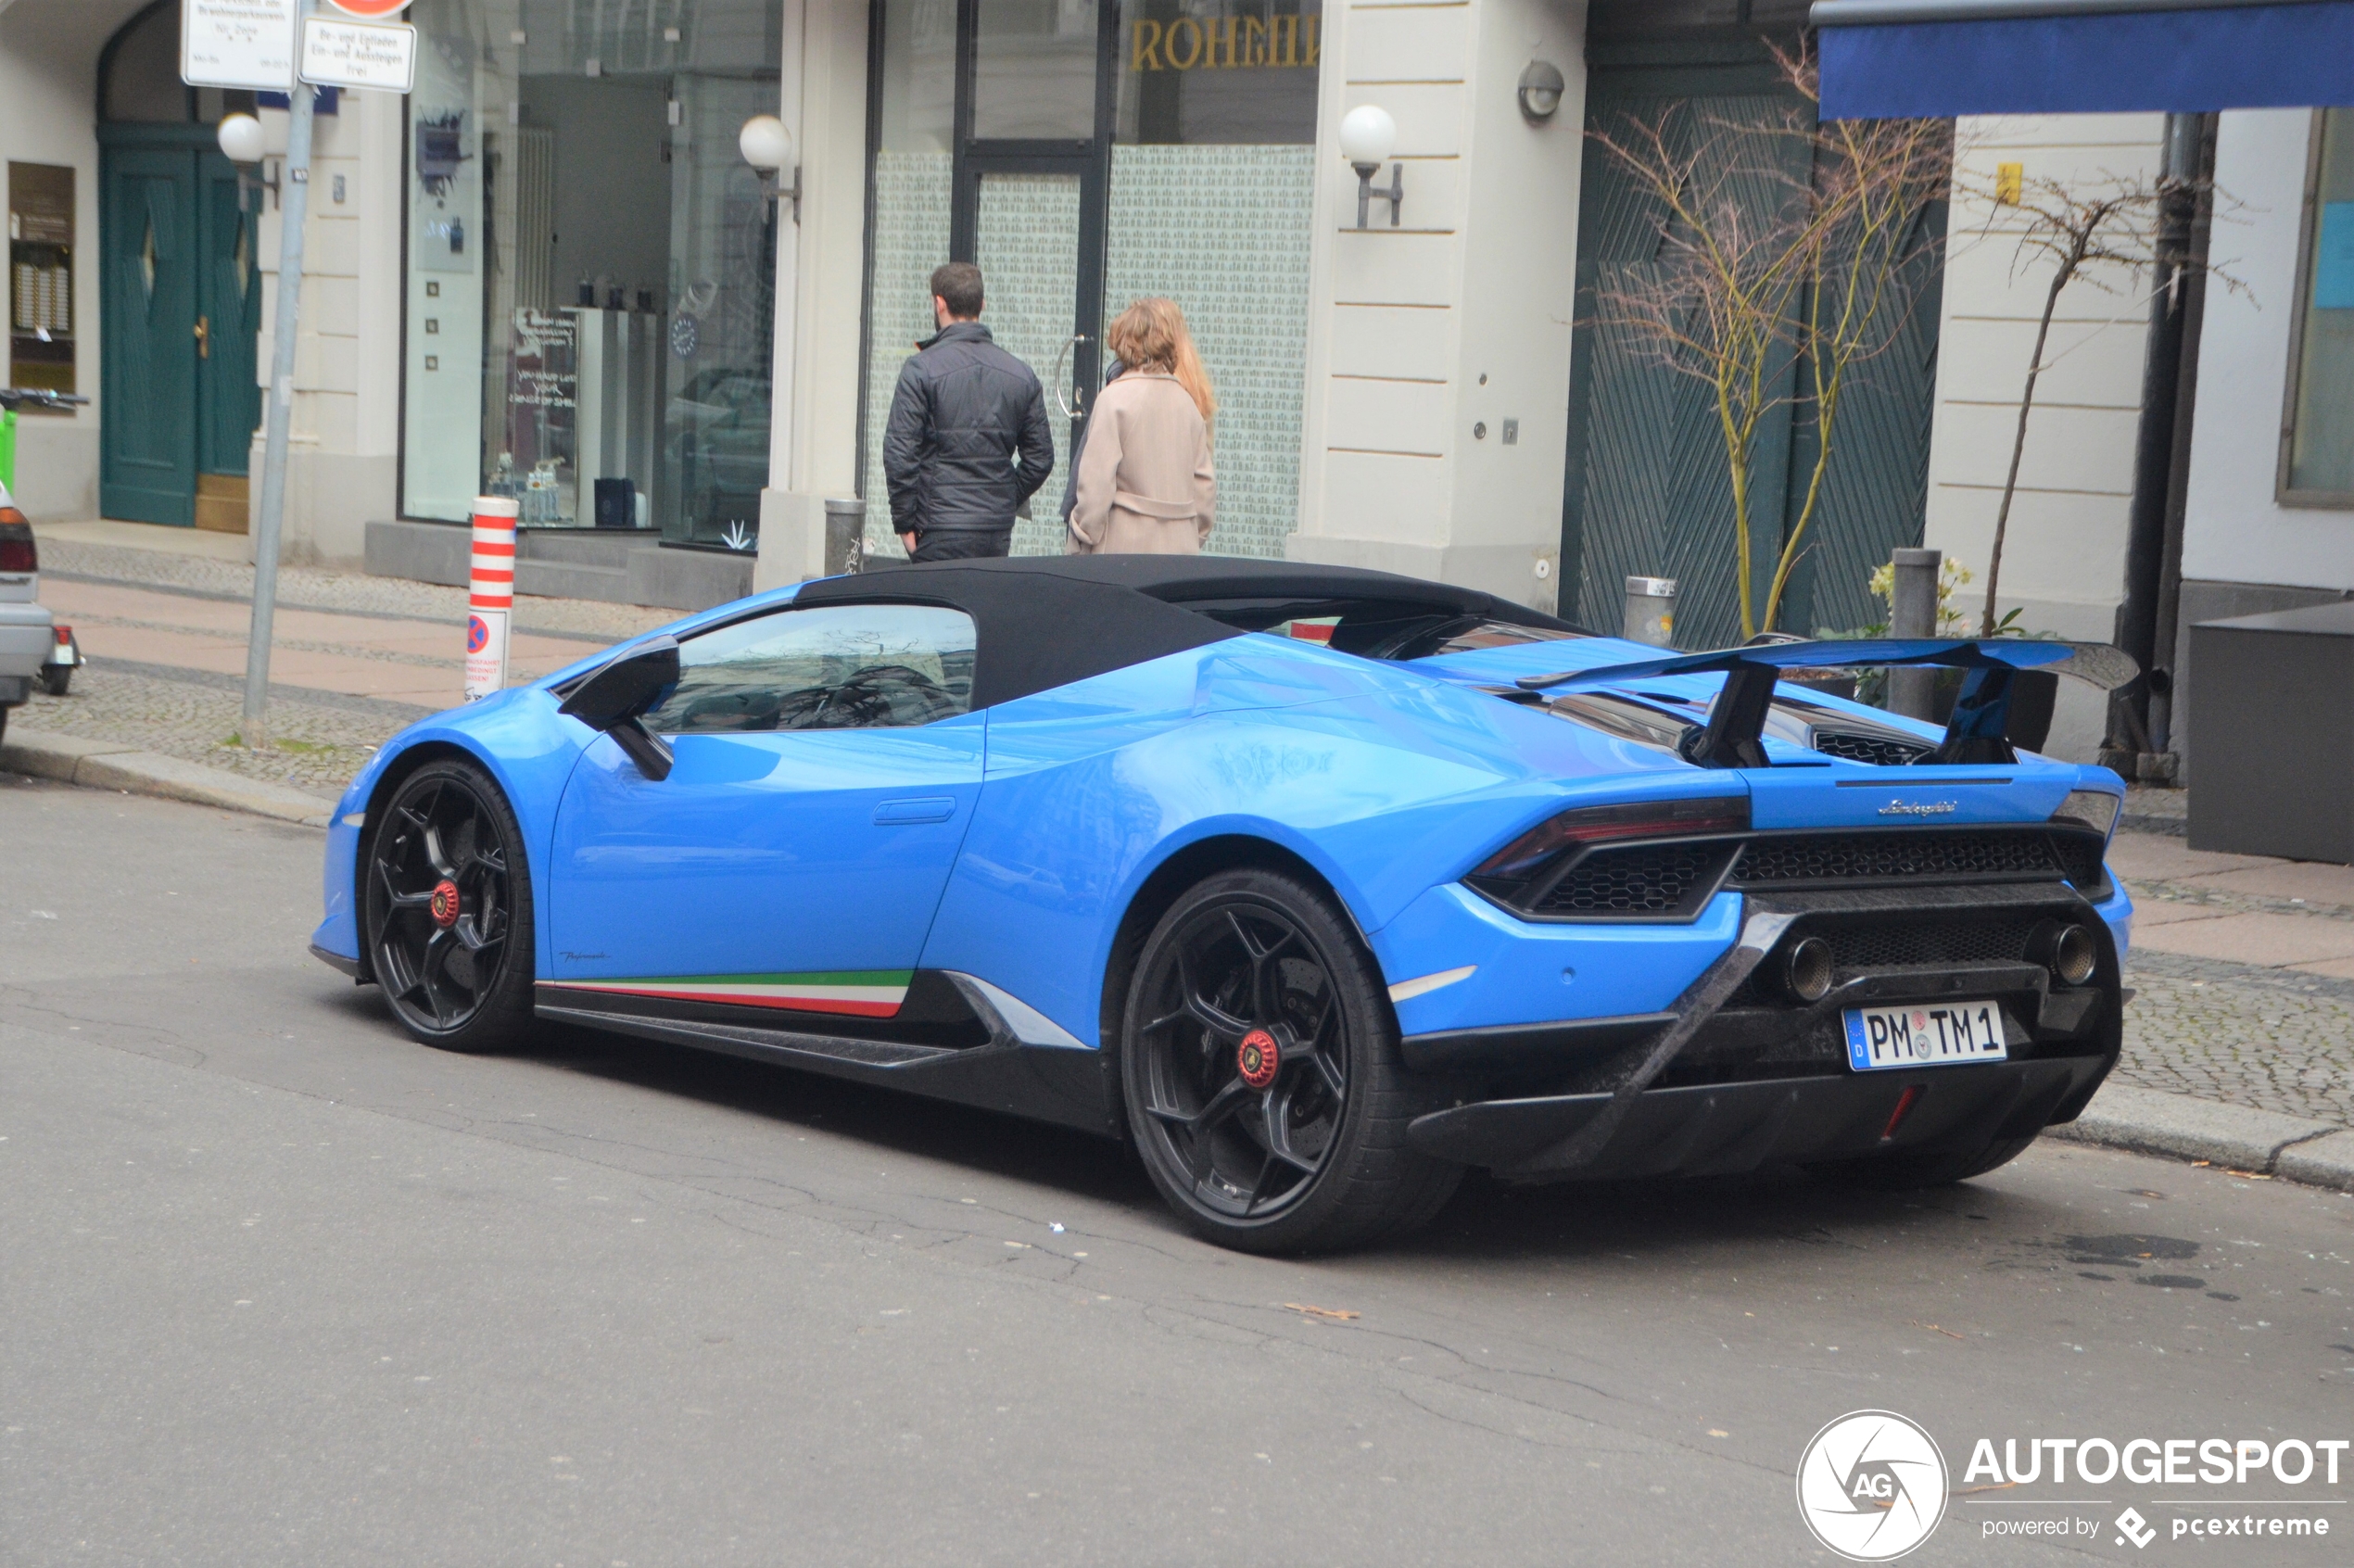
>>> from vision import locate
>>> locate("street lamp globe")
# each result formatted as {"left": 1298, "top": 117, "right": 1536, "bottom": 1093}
{"left": 739, "top": 114, "right": 793, "bottom": 171}
{"left": 1337, "top": 104, "right": 1396, "bottom": 174}
{"left": 217, "top": 112, "right": 266, "bottom": 165}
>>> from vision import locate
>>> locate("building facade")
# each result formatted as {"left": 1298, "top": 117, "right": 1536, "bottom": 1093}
{"left": 10, "top": 0, "right": 1971, "bottom": 653}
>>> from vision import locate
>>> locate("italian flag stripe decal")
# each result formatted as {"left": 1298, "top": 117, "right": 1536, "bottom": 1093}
{"left": 541, "top": 970, "right": 912, "bottom": 1018}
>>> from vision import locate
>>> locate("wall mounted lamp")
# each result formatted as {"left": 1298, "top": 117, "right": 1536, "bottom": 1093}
{"left": 1517, "top": 60, "right": 1565, "bottom": 123}
{"left": 1338, "top": 104, "right": 1403, "bottom": 229}
{"left": 217, "top": 113, "right": 279, "bottom": 211}
{"left": 740, "top": 114, "right": 802, "bottom": 221}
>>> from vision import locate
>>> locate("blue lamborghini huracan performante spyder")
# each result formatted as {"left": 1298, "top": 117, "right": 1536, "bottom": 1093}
{"left": 310, "top": 557, "right": 2133, "bottom": 1252}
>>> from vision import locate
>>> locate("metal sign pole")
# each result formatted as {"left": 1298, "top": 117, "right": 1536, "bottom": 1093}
{"left": 241, "top": 0, "right": 317, "bottom": 751}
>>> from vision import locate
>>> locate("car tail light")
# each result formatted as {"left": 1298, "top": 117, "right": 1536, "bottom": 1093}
{"left": 2050, "top": 788, "right": 2121, "bottom": 843}
{"left": 1473, "top": 795, "right": 1749, "bottom": 882}
{"left": 0, "top": 510, "right": 33, "bottom": 573}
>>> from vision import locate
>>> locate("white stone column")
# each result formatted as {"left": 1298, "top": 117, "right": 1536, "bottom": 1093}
{"left": 1286, "top": 0, "right": 1588, "bottom": 613}
{"left": 248, "top": 88, "right": 403, "bottom": 567}
{"left": 754, "top": 0, "right": 870, "bottom": 593}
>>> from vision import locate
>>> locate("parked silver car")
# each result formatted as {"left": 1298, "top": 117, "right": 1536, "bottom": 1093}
{"left": 0, "top": 475, "right": 57, "bottom": 746}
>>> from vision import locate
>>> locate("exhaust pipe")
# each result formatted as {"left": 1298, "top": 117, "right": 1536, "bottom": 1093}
{"left": 2029, "top": 920, "right": 2098, "bottom": 987}
{"left": 1778, "top": 936, "right": 1836, "bottom": 1003}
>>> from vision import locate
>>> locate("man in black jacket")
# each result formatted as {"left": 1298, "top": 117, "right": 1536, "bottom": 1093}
{"left": 882, "top": 262, "right": 1054, "bottom": 562}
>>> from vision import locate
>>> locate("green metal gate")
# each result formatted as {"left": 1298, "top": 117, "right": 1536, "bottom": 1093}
{"left": 1559, "top": 42, "right": 1946, "bottom": 647}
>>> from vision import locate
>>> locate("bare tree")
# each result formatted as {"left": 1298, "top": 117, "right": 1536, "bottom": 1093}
{"left": 1588, "top": 46, "right": 1950, "bottom": 639}
{"left": 1960, "top": 169, "right": 2241, "bottom": 636}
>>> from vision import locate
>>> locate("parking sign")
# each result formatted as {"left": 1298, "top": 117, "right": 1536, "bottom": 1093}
{"left": 181, "top": 0, "right": 299, "bottom": 92}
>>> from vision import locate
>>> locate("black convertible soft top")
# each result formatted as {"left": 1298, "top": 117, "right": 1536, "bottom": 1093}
{"left": 791, "top": 555, "right": 1580, "bottom": 709}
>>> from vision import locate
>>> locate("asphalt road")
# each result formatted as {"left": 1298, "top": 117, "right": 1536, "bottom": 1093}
{"left": 6, "top": 773, "right": 2352, "bottom": 1567}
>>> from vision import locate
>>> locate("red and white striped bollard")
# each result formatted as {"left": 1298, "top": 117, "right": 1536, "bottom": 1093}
{"left": 464, "top": 497, "right": 519, "bottom": 701}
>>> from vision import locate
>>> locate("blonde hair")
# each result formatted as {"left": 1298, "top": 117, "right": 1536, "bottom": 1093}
{"left": 1106, "top": 297, "right": 1216, "bottom": 425}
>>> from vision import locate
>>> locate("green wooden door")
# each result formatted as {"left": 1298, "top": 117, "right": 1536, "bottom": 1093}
{"left": 100, "top": 145, "right": 199, "bottom": 525}
{"left": 196, "top": 155, "right": 261, "bottom": 478}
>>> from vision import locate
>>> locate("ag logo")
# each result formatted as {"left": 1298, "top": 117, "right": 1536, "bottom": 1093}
{"left": 1796, "top": 1410, "right": 1948, "bottom": 1562}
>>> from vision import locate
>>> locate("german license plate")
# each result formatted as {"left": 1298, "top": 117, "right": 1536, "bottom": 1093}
{"left": 1842, "top": 1002, "right": 2008, "bottom": 1071}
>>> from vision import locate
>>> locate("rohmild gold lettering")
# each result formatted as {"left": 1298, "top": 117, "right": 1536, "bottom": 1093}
{"left": 1165, "top": 17, "right": 1202, "bottom": 69}
{"left": 1127, "top": 10, "right": 1321, "bottom": 71}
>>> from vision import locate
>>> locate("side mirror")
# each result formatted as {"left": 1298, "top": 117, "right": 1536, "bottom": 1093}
{"left": 559, "top": 637, "right": 680, "bottom": 780}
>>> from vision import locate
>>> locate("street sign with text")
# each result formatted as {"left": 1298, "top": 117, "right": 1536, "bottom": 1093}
{"left": 182, "top": 0, "right": 299, "bottom": 92}
{"left": 299, "top": 16, "right": 417, "bottom": 92}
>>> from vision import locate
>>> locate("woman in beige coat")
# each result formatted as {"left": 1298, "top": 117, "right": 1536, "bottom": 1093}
{"left": 1067, "top": 297, "right": 1216, "bottom": 554}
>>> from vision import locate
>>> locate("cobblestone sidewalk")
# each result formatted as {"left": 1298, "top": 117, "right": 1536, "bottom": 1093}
{"left": 15, "top": 662, "right": 414, "bottom": 796}
{"left": 2116, "top": 949, "right": 2354, "bottom": 1128}
{"left": 19, "top": 534, "right": 671, "bottom": 796}
{"left": 2107, "top": 826, "right": 2354, "bottom": 1132}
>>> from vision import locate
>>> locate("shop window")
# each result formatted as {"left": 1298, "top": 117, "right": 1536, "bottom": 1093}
{"left": 401, "top": 0, "right": 785, "bottom": 549}
{"left": 1107, "top": 0, "right": 1318, "bottom": 560}
{"left": 858, "top": 0, "right": 1318, "bottom": 561}
{"left": 2284, "top": 107, "right": 2354, "bottom": 503}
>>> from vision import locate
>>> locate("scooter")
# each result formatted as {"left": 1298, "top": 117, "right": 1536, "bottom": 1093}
{"left": 1, "top": 387, "right": 90, "bottom": 698}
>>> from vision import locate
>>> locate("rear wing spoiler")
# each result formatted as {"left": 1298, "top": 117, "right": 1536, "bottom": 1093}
{"left": 1514, "top": 639, "right": 2140, "bottom": 769}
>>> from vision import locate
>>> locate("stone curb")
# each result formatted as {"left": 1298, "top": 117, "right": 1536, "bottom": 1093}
{"left": 1, "top": 727, "right": 335, "bottom": 828}
{"left": 2050, "top": 1081, "right": 2354, "bottom": 1191}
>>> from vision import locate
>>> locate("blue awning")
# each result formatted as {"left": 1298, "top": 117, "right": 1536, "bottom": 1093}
{"left": 1813, "top": 0, "right": 2354, "bottom": 118}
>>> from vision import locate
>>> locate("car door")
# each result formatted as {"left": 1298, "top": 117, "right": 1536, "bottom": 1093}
{"left": 545, "top": 601, "right": 983, "bottom": 1018}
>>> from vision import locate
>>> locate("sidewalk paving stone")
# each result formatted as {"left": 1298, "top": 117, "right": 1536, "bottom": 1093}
{"left": 2106, "top": 833, "right": 2284, "bottom": 881}
{"left": 2125, "top": 908, "right": 2354, "bottom": 969}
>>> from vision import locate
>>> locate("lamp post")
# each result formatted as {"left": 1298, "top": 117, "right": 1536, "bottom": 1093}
{"left": 229, "top": 0, "right": 319, "bottom": 752}
{"left": 1338, "top": 104, "right": 1402, "bottom": 229}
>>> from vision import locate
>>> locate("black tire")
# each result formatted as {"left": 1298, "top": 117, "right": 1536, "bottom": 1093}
{"left": 361, "top": 758, "right": 537, "bottom": 1053}
{"left": 1813, "top": 1133, "right": 2037, "bottom": 1191}
{"left": 1120, "top": 868, "right": 1462, "bottom": 1254}
{"left": 36, "top": 664, "right": 70, "bottom": 697}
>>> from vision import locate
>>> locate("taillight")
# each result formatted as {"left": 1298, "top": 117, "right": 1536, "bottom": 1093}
{"left": 0, "top": 512, "right": 34, "bottom": 573}
{"left": 1472, "top": 795, "right": 1750, "bottom": 881}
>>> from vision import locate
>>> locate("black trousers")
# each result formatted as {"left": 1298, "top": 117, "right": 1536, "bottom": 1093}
{"left": 908, "top": 529, "right": 1012, "bottom": 563}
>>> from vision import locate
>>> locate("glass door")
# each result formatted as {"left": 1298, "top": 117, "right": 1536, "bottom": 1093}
{"left": 862, "top": 0, "right": 1111, "bottom": 557}
{"left": 967, "top": 165, "right": 1088, "bottom": 554}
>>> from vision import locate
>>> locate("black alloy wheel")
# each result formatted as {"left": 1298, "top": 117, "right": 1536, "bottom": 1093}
{"left": 1121, "top": 869, "right": 1462, "bottom": 1254}
{"left": 363, "top": 759, "right": 536, "bottom": 1052}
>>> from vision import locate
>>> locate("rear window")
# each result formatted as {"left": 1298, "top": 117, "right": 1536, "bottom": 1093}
{"left": 1190, "top": 597, "right": 1588, "bottom": 662}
